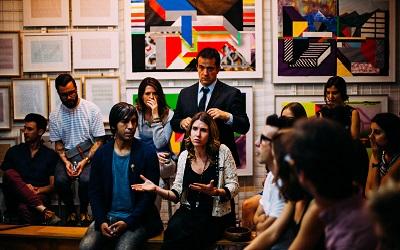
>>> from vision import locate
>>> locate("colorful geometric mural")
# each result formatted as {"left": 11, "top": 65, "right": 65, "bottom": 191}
{"left": 125, "top": 0, "right": 263, "bottom": 79}
{"left": 273, "top": 0, "right": 395, "bottom": 83}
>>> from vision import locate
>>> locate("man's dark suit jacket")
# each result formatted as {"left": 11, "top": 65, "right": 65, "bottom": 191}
{"left": 171, "top": 80, "right": 250, "bottom": 165}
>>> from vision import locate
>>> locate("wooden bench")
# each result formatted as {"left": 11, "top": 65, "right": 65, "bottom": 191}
{"left": 0, "top": 225, "right": 250, "bottom": 250}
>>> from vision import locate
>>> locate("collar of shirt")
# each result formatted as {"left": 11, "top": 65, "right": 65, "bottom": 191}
{"left": 197, "top": 79, "right": 217, "bottom": 108}
{"left": 319, "top": 193, "right": 364, "bottom": 224}
{"left": 198, "top": 79, "right": 217, "bottom": 96}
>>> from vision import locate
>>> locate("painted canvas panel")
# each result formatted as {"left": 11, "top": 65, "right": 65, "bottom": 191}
{"left": 125, "top": 0, "right": 263, "bottom": 80}
{"left": 272, "top": 0, "right": 396, "bottom": 83}
{"left": 275, "top": 95, "right": 388, "bottom": 139}
{"left": 126, "top": 86, "right": 253, "bottom": 176}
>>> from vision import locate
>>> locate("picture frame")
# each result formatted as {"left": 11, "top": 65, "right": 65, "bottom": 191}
{"left": 272, "top": 0, "right": 396, "bottom": 83}
{"left": 84, "top": 76, "right": 120, "bottom": 123}
{"left": 12, "top": 78, "right": 49, "bottom": 120}
{"left": 72, "top": 31, "right": 119, "bottom": 69}
{"left": 0, "top": 137, "right": 18, "bottom": 165}
{"left": 0, "top": 31, "right": 20, "bottom": 76}
{"left": 126, "top": 86, "right": 254, "bottom": 176}
{"left": 274, "top": 94, "right": 388, "bottom": 138}
{"left": 23, "top": 0, "right": 69, "bottom": 27}
{"left": 124, "top": 0, "right": 263, "bottom": 80}
{"left": 48, "top": 77, "right": 82, "bottom": 113}
{"left": 0, "top": 86, "right": 12, "bottom": 130}
{"left": 23, "top": 33, "right": 71, "bottom": 72}
{"left": 71, "top": 0, "right": 118, "bottom": 26}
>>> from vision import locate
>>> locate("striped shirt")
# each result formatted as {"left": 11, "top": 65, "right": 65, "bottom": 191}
{"left": 49, "top": 98, "right": 105, "bottom": 150}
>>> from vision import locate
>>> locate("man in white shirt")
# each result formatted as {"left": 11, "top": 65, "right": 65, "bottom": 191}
{"left": 49, "top": 73, "right": 105, "bottom": 226}
{"left": 253, "top": 115, "right": 285, "bottom": 233}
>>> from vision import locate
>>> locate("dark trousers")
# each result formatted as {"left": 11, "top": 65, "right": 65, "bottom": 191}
{"left": 3, "top": 169, "right": 50, "bottom": 224}
{"left": 161, "top": 206, "right": 234, "bottom": 250}
{"left": 54, "top": 157, "right": 90, "bottom": 215}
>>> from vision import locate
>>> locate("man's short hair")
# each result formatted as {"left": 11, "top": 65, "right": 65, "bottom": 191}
{"left": 292, "top": 118, "right": 355, "bottom": 199}
{"left": 109, "top": 102, "right": 138, "bottom": 135}
{"left": 24, "top": 113, "right": 47, "bottom": 131}
{"left": 55, "top": 73, "right": 76, "bottom": 91}
{"left": 196, "top": 48, "right": 221, "bottom": 69}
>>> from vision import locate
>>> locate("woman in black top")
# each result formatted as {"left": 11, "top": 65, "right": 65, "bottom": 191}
{"left": 317, "top": 76, "right": 360, "bottom": 139}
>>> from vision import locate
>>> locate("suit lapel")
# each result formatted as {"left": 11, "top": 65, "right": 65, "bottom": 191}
{"left": 190, "top": 83, "right": 200, "bottom": 111}
{"left": 207, "top": 80, "right": 222, "bottom": 108}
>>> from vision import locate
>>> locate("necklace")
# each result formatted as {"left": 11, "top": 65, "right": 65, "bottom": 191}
{"left": 195, "top": 155, "right": 208, "bottom": 208}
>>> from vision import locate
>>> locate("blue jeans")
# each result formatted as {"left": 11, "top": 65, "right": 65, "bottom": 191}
{"left": 80, "top": 222, "right": 148, "bottom": 250}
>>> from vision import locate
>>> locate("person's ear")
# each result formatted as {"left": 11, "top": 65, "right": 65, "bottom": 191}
{"left": 38, "top": 129, "right": 45, "bottom": 136}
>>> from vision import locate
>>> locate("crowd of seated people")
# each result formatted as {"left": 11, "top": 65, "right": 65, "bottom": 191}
{"left": 2, "top": 49, "right": 400, "bottom": 250}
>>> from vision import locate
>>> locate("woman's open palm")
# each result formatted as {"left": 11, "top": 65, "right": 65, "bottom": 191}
{"left": 131, "top": 175, "right": 157, "bottom": 192}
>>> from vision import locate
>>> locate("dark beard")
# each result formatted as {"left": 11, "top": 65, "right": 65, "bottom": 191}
{"left": 62, "top": 98, "right": 78, "bottom": 109}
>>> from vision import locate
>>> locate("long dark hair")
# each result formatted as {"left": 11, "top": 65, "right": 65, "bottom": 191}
{"left": 185, "top": 112, "right": 220, "bottom": 164}
{"left": 371, "top": 113, "right": 400, "bottom": 154}
{"left": 136, "top": 77, "right": 169, "bottom": 119}
{"left": 324, "top": 76, "right": 349, "bottom": 104}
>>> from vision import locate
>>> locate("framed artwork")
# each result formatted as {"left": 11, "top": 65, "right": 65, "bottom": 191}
{"left": 126, "top": 86, "right": 253, "bottom": 176}
{"left": 48, "top": 77, "right": 82, "bottom": 113}
{"left": 71, "top": 0, "right": 118, "bottom": 26}
{"left": 84, "top": 77, "right": 120, "bottom": 123}
{"left": 12, "top": 78, "right": 49, "bottom": 120}
{"left": 272, "top": 0, "right": 396, "bottom": 83}
{"left": 0, "top": 86, "right": 12, "bottom": 130}
{"left": 0, "top": 137, "right": 18, "bottom": 165}
{"left": 275, "top": 95, "right": 388, "bottom": 138}
{"left": 0, "top": 32, "right": 20, "bottom": 76}
{"left": 124, "top": 0, "right": 263, "bottom": 80}
{"left": 23, "top": 34, "right": 71, "bottom": 72}
{"left": 23, "top": 0, "right": 69, "bottom": 26}
{"left": 72, "top": 32, "right": 119, "bottom": 69}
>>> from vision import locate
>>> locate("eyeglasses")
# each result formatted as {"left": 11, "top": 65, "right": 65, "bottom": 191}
{"left": 58, "top": 89, "right": 77, "bottom": 99}
{"left": 260, "top": 134, "right": 272, "bottom": 143}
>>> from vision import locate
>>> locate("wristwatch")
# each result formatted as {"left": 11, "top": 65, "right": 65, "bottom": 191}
{"left": 84, "top": 156, "right": 91, "bottom": 164}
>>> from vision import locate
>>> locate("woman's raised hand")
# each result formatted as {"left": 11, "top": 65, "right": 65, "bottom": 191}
{"left": 131, "top": 175, "right": 158, "bottom": 192}
{"left": 146, "top": 97, "right": 159, "bottom": 117}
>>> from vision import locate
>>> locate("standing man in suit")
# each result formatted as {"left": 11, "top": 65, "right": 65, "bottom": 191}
{"left": 171, "top": 47, "right": 250, "bottom": 166}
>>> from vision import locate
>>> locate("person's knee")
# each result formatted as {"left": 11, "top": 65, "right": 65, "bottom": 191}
{"left": 3, "top": 169, "right": 19, "bottom": 180}
{"left": 79, "top": 223, "right": 99, "bottom": 250}
{"left": 79, "top": 236, "right": 96, "bottom": 250}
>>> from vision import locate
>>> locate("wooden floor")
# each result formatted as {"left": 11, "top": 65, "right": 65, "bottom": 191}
{"left": 0, "top": 224, "right": 249, "bottom": 250}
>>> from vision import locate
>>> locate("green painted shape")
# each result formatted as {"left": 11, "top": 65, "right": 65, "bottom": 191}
{"left": 130, "top": 93, "right": 179, "bottom": 109}
{"left": 165, "top": 93, "right": 179, "bottom": 109}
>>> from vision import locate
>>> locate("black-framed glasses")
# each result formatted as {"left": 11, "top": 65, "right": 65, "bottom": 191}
{"left": 58, "top": 89, "right": 77, "bottom": 99}
{"left": 260, "top": 134, "right": 272, "bottom": 143}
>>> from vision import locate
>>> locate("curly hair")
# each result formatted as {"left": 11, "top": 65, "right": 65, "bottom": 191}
{"left": 136, "top": 77, "right": 169, "bottom": 120}
{"left": 185, "top": 112, "right": 220, "bottom": 163}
